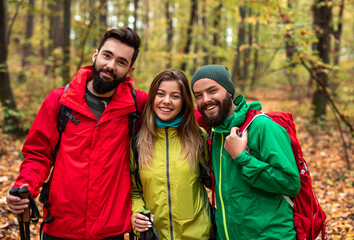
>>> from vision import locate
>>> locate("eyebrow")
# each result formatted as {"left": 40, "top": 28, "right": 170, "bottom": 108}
{"left": 101, "top": 50, "right": 129, "bottom": 64}
{"left": 194, "top": 85, "right": 217, "bottom": 94}
{"left": 157, "top": 89, "right": 182, "bottom": 95}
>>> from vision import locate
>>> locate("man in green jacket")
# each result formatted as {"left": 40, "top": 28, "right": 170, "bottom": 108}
{"left": 191, "top": 65, "right": 301, "bottom": 240}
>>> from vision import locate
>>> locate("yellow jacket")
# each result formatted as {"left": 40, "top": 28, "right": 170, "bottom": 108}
{"left": 131, "top": 127, "right": 211, "bottom": 240}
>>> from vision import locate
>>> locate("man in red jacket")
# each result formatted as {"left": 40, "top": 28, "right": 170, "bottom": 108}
{"left": 6, "top": 27, "right": 148, "bottom": 240}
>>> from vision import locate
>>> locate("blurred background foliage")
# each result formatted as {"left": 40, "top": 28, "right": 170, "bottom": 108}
{"left": 0, "top": 0, "right": 353, "bottom": 133}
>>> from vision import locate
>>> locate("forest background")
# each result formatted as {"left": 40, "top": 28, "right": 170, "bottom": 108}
{"left": 0, "top": 0, "right": 353, "bottom": 239}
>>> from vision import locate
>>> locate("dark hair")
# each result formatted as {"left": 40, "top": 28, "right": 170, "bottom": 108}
{"left": 97, "top": 27, "right": 141, "bottom": 66}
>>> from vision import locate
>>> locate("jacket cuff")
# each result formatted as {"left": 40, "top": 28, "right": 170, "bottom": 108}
{"left": 233, "top": 151, "right": 251, "bottom": 165}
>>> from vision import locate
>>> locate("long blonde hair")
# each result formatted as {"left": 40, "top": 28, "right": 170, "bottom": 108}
{"left": 137, "top": 70, "right": 204, "bottom": 171}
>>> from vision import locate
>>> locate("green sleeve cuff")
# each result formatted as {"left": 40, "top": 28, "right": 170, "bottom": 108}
{"left": 233, "top": 150, "right": 251, "bottom": 165}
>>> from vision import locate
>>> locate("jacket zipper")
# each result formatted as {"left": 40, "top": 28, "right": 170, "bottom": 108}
{"left": 165, "top": 128, "right": 174, "bottom": 240}
{"left": 219, "top": 133, "right": 230, "bottom": 240}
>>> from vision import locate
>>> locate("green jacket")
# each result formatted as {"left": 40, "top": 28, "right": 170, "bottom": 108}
{"left": 212, "top": 95, "right": 300, "bottom": 240}
{"left": 131, "top": 127, "right": 212, "bottom": 240}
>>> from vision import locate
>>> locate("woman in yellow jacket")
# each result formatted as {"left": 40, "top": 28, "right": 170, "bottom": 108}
{"left": 130, "top": 70, "right": 212, "bottom": 239}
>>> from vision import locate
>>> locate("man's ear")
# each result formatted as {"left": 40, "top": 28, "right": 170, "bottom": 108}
{"left": 126, "top": 66, "right": 135, "bottom": 78}
{"left": 92, "top": 49, "right": 99, "bottom": 63}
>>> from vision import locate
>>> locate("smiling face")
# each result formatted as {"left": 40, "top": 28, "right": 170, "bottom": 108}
{"left": 90, "top": 38, "right": 135, "bottom": 95}
{"left": 193, "top": 78, "right": 234, "bottom": 127}
{"left": 153, "top": 80, "right": 183, "bottom": 122}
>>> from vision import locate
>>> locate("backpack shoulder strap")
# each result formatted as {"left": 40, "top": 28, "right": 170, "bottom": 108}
{"left": 126, "top": 82, "right": 143, "bottom": 195}
{"left": 239, "top": 109, "right": 270, "bottom": 136}
{"left": 198, "top": 128, "right": 212, "bottom": 189}
{"left": 207, "top": 128, "right": 216, "bottom": 206}
{"left": 57, "top": 84, "right": 71, "bottom": 132}
{"left": 54, "top": 83, "right": 73, "bottom": 162}
{"left": 39, "top": 83, "right": 73, "bottom": 238}
{"left": 127, "top": 82, "right": 140, "bottom": 138}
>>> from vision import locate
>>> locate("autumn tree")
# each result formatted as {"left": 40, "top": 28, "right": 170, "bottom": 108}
{"left": 250, "top": 17, "right": 260, "bottom": 90}
{"left": 133, "top": 0, "right": 139, "bottom": 31}
{"left": 312, "top": 0, "right": 332, "bottom": 119}
{"left": 45, "top": 0, "right": 62, "bottom": 76}
{"left": 180, "top": 0, "right": 197, "bottom": 71}
{"left": 0, "top": 0, "right": 20, "bottom": 132}
{"left": 165, "top": 0, "right": 174, "bottom": 68}
{"left": 19, "top": 0, "right": 35, "bottom": 82}
{"left": 283, "top": 0, "right": 298, "bottom": 91}
{"left": 332, "top": 0, "right": 344, "bottom": 65}
{"left": 201, "top": 0, "right": 209, "bottom": 65}
{"left": 212, "top": 1, "right": 223, "bottom": 64}
{"left": 231, "top": 5, "right": 246, "bottom": 87}
{"left": 62, "top": 0, "right": 71, "bottom": 84}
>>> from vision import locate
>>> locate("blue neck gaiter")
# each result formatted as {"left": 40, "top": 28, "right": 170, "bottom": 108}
{"left": 155, "top": 113, "right": 183, "bottom": 128}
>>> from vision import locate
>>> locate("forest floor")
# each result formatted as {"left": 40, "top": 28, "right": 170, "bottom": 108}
{"left": 0, "top": 87, "right": 353, "bottom": 240}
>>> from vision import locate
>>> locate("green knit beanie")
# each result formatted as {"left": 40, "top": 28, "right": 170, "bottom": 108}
{"left": 191, "top": 65, "right": 235, "bottom": 98}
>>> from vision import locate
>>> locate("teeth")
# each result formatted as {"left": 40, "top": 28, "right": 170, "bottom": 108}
{"left": 160, "top": 107, "right": 172, "bottom": 112}
{"left": 206, "top": 105, "right": 216, "bottom": 110}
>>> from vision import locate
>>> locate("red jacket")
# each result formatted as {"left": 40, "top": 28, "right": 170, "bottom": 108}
{"left": 13, "top": 66, "right": 148, "bottom": 239}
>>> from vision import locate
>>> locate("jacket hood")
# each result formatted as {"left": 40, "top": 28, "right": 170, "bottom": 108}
{"left": 213, "top": 95, "right": 262, "bottom": 133}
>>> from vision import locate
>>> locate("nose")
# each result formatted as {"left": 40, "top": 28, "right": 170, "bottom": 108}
{"left": 106, "top": 59, "right": 115, "bottom": 70}
{"left": 162, "top": 95, "right": 171, "bottom": 104}
{"left": 202, "top": 93, "right": 211, "bottom": 103}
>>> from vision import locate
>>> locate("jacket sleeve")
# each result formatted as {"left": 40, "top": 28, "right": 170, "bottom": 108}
{"left": 135, "top": 89, "right": 148, "bottom": 113}
{"left": 129, "top": 142, "right": 146, "bottom": 232}
{"left": 233, "top": 117, "right": 300, "bottom": 197}
{"left": 13, "top": 87, "right": 64, "bottom": 198}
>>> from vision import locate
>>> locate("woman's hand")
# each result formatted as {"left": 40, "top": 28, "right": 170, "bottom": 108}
{"left": 132, "top": 212, "right": 155, "bottom": 232}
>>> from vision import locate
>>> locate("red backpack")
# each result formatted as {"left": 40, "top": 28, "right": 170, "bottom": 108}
{"left": 239, "top": 110, "right": 327, "bottom": 240}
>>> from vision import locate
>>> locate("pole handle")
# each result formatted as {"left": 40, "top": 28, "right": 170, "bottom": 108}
{"left": 19, "top": 188, "right": 30, "bottom": 222}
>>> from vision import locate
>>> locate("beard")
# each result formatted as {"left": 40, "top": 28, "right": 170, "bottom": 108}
{"left": 90, "top": 62, "right": 127, "bottom": 94}
{"left": 198, "top": 93, "right": 233, "bottom": 127}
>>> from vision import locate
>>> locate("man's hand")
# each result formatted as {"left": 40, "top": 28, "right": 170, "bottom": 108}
{"left": 6, "top": 184, "right": 30, "bottom": 214}
{"left": 224, "top": 127, "right": 248, "bottom": 159}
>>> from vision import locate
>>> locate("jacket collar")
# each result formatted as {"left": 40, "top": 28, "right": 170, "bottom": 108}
{"left": 213, "top": 95, "right": 262, "bottom": 133}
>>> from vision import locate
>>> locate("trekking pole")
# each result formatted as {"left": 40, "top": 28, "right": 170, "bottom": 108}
{"left": 19, "top": 188, "right": 31, "bottom": 240}
{"left": 9, "top": 188, "right": 29, "bottom": 240}
{"left": 140, "top": 210, "right": 152, "bottom": 240}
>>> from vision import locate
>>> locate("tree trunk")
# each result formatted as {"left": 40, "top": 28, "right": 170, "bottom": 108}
{"left": 312, "top": 0, "right": 332, "bottom": 119}
{"left": 165, "top": 0, "right": 174, "bottom": 68}
{"left": 250, "top": 19, "right": 260, "bottom": 90}
{"left": 40, "top": 0, "right": 46, "bottom": 60}
{"left": 241, "top": 7, "right": 252, "bottom": 91}
{"left": 90, "top": 0, "right": 97, "bottom": 48}
{"left": 180, "top": 0, "right": 197, "bottom": 71}
{"left": 202, "top": 0, "right": 209, "bottom": 65}
{"left": 62, "top": 0, "right": 71, "bottom": 84}
{"left": 45, "top": 1, "right": 62, "bottom": 76}
{"left": 212, "top": 1, "right": 222, "bottom": 64}
{"left": 333, "top": 0, "right": 344, "bottom": 65}
{"left": 133, "top": 0, "right": 139, "bottom": 31}
{"left": 0, "top": 0, "right": 20, "bottom": 132}
{"left": 21, "top": 0, "right": 34, "bottom": 70}
{"left": 100, "top": 0, "right": 107, "bottom": 31}
{"left": 231, "top": 6, "right": 246, "bottom": 86}
{"left": 284, "top": 0, "right": 297, "bottom": 91}
{"left": 144, "top": 0, "right": 149, "bottom": 51}
{"left": 192, "top": 1, "right": 199, "bottom": 74}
